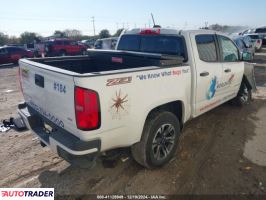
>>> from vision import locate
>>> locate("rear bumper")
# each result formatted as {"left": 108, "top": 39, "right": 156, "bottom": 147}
{"left": 18, "top": 102, "right": 101, "bottom": 164}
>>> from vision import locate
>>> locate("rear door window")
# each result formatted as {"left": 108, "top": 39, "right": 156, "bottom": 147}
{"left": 195, "top": 35, "right": 218, "bottom": 62}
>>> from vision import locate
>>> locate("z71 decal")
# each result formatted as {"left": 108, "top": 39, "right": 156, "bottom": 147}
{"left": 106, "top": 77, "right": 132, "bottom": 86}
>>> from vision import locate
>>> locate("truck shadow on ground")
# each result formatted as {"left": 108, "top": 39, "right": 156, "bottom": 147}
{"left": 37, "top": 98, "right": 266, "bottom": 196}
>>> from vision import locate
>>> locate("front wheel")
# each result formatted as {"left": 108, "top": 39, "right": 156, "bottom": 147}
{"left": 131, "top": 111, "right": 180, "bottom": 168}
{"left": 233, "top": 82, "right": 252, "bottom": 106}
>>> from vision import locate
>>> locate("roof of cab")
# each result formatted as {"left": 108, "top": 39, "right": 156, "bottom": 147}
{"left": 123, "top": 28, "right": 220, "bottom": 36}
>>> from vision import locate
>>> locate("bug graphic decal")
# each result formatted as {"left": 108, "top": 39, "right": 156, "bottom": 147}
{"left": 109, "top": 89, "right": 130, "bottom": 119}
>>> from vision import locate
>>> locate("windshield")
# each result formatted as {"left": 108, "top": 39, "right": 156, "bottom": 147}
{"left": 117, "top": 34, "right": 187, "bottom": 60}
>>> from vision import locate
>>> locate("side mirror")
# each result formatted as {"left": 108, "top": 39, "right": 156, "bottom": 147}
{"left": 241, "top": 52, "right": 252, "bottom": 61}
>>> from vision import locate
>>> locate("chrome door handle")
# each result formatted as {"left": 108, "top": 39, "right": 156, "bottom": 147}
{"left": 224, "top": 69, "right": 231, "bottom": 73}
{"left": 200, "top": 71, "right": 209, "bottom": 77}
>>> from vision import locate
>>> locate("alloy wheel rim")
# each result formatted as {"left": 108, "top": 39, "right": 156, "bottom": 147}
{"left": 240, "top": 87, "right": 249, "bottom": 103}
{"left": 152, "top": 123, "right": 176, "bottom": 161}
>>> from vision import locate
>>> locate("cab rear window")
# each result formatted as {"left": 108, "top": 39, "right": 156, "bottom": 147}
{"left": 117, "top": 35, "right": 187, "bottom": 60}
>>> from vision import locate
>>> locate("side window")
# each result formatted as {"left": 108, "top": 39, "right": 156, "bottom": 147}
{"left": 0, "top": 49, "right": 6, "bottom": 54}
{"left": 55, "top": 41, "right": 63, "bottom": 45}
{"left": 7, "top": 48, "right": 15, "bottom": 53}
{"left": 196, "top": 35, "right": 218, "bottom": 62}
{"left": 218, "top": 35, "right": 239, "bottom": 62}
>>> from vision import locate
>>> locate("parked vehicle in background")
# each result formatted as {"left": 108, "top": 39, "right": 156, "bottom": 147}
{"left": 94, "top": 37, "right": 118, "bottom": 50}
{"left": 18, "top": 28, "right": 256, "bottom": 168}
{"left": 6, "top": 44, "right": 25, "bottom": 49}
{"left": 44, "top": 39, "right": 87, "bottom": 57}
{"left": 241, "top": 29, "right": 255, "bottom": 35}
{"left": 245, "top": 34, "right": 263, "bottom": 51}
{"left": 0, "top": 46, "right": 33, "bottom": 64}
{"left": 233, "top": 37, "right": 254, "bottom": 61}
{"left": 81, "top": 39, "right": 96, "bottom": 48}
{"left": 254, "top": 27, "right": 266, "bottom": 45}
{"left": 24, "top": 43, "right": 45, "bottom": 57}
{"left": 242, "top": 35, "right": 256, "bottom": 49}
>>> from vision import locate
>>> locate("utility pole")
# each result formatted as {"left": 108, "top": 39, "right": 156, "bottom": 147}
{"left": 91, "top": 16, "right": 96, "bottom": 36}
{"left": 205, "top": 21, "right": 208, "bottom": 29}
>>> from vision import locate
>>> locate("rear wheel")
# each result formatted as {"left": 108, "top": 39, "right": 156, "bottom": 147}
{"left": 131, "top": 111, "right": 180, "bottom": 168}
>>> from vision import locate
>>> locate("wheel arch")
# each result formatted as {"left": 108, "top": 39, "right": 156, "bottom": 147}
{"left": 242, "top": 75, "right": 253, "bottom": 90}
{"left": 144, "top": 100, "right": 185, "bottom": 130}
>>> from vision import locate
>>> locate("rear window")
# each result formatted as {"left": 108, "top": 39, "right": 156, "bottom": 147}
{"left": 248, "top": 35, "right": 259, "bottom": 39}
{"left": 117, "top": 35, "right": 187, "bottom": 60}
{"left": 255, "top": 28, "right": 266, "bottom": 33}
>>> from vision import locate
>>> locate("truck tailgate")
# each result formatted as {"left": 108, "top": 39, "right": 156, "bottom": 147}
{"left": 19, "top": 60, "right": 76, "bottom": 133}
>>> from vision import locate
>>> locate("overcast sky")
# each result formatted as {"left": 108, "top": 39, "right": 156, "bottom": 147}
{"left": 0, "top": 0, "right": 265, "bottom": 36}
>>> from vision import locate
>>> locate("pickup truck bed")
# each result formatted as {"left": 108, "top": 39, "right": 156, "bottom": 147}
{"left": 30, "top": 50, "right": 184, "bottom": 74}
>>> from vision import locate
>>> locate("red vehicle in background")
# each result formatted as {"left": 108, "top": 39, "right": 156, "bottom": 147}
{"left": 44, "top": 39, "right": 87, "bottom": 57}
{"left": 0, "top": 46, "right": 33, "bottom": 65}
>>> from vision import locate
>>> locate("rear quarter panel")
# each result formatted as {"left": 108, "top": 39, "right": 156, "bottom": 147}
{"left": 74, "top": 66, "right": 191, "bottom": 151}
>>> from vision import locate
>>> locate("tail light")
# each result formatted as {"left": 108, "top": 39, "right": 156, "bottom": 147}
{"left": 140, "top": 28, "right": 160, "bottom": 35}
{"left": 74, "top": 87, "right": 100, "bottom": 130}
{"left": 257, "top": 40, "right": 261, "bottom": 44}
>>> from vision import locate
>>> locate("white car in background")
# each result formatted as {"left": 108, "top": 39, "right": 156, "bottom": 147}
{"left": 253, "top": 27, "right": 266, "bottom": 45}
{"left": 245, "top": 34, "right": 263, "bottom": 51}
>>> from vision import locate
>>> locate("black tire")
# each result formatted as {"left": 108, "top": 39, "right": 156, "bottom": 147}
{"left": 233, "top": 81, "right": 252, "bottom": 106}
{"left": 131, "top": 111, "right": 180, "bottom": 168}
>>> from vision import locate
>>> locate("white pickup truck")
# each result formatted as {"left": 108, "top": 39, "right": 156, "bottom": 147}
{"left": 18, "top": 28, "right": 256, "bottom": 168}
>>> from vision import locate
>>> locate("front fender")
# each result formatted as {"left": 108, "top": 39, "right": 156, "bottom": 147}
{"left": 244, "top": 62, "right": 257, "bottom": 91}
